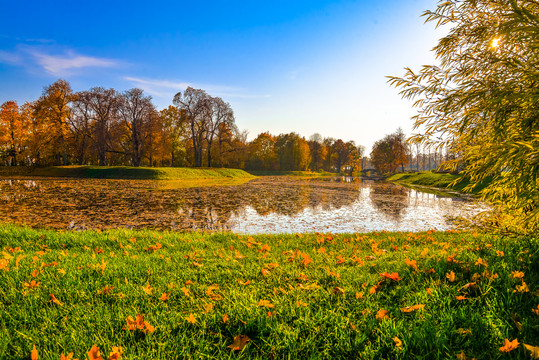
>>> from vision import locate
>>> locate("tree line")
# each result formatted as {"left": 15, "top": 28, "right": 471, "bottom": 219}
{"left": 0, "top": 79, "right": 364, "bottom": 172}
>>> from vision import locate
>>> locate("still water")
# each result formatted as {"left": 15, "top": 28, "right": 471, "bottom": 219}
{"left": 0, "top": 177, "right": 489, "bottom": 233}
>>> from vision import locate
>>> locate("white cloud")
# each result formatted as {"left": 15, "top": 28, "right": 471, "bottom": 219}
{"left": 0, "top": 50, "right": 23, "bottom": 65}
{"left": 124, "top": 76, "right": 271, "bottom": 102}
{"left": 31, "top": 50, "right": 118, "bottom": 76}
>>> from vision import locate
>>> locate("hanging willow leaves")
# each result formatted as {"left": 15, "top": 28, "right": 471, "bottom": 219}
{"left": 388, "top": 0, "right": 539, "bottom": 232}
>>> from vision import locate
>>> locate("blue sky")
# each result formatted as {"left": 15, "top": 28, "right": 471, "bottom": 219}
{"left": 0, "top": 0, "right": 441, "bottom": 152}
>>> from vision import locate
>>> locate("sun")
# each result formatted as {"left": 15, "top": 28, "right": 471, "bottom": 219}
{"left": 491, "top": 37, "right": 501, "bottom": 48}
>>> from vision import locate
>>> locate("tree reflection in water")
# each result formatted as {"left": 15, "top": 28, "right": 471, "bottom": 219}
{"left": 0, "top": 177, "right": 487, "bottom": 233}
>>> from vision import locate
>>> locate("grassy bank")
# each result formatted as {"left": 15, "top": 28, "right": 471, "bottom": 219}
{"left": 0, "top": 166, "right": 255, "bottom": 181}
{"left": 0, "top": 224, "right": 537, "bottom": 359}
{"left": 388, "top": 172, "right": 490, "bottom": 195}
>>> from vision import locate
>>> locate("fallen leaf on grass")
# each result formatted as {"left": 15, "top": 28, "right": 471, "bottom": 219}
{"left": 60, "top": 352, "right": 78, "bottom": 360}
{"left": 238, "top": 279, "right": 251, "bottom": 286}
{"left": 227, "top": 335, "right": 250, "bottom": 351}
{"left": 511, "top": 271, "right": 525, "bottom": 279}
{"left": 446, "top": 271, "right": 456, "bottom": 282}
{"left": 393, "top": 337, "right": 402, "bottom": 348}
{"left": 426, "top": 288, "right": 433, "bottom": 295}
{"left": 31, "top": 345, "right": 38, "bottom": 360}
{"left": 400, "top": 304, "right": 425, "bottom": 313}
{"left": 50, "top": 294, "right": 63, "bottom": 306}
{"left": 499, "top": 338, "right": 519, "bottom": 353}
{"left": 355, "top": 292, "right": 364, "bottom": 299}
{"left": 380, "top": 272, "right": 401, "bottom": 281}
{"left": 123, "top": 314, "right": 154, "bottom": 333}
{"left": 524, "top": 344, "right": 539, "bottom": 359}
{"left": 261, "top": 268, "right": 270, "bottom": 276}
{"left": 532, "top": 305, "right": 539, "bottom": 316}
{"left": 333, "top": 287, "right": 345, "bottom": 295}
{"left": 455, "top": 296, "right": 467, "bottom": 301}
{"left": 159, "top": 292, "right": 169, "bottom": 301}
{"left": 181, "top": 287, "right": 190, "bottom": 297}
{"left": 222, "top": 314, "right": 229, "bottom": 323}
{"left": 405, "top": 259, "right": 418, "bottom": 271}
{"left": 142, "top": 282, "right": 153, "bottom": 295}
{"left": 186, "top": 314, "right": 196, "bottom": 324}
{"left": 474, "top": 257, "right": 487, "bottom": 267}
{"left": 258, "top": 300, "right": 275, "bottom": 308}
{"left": 376, "top": 309, "right": 388, "bottom": 321}
{"left": 514, "top": 281, "right": 529, "bottom": 293}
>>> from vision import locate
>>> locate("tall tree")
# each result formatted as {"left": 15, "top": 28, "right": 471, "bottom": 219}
{"left": 34, "top": 79, "right": 75, "bottom": 165}
{"left": 389, "top": 0, "right": 539, "bottom": 229}
{"left": 0, "top": 101, "right": 29, "bottom": 166}
{"left": 118, "top": 88, "right": 158, "bottom": 167}
{"left": 173, "top": 87, "right": 210, "bottom": 167}
{"left": 308, "top": 133, "right": 327, "bottom": 171}
{"left": 205, "top": 97, "right": 235, "bottom": 167}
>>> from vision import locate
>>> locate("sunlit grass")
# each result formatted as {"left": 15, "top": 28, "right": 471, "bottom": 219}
{"left": 0, "top": 224, "right": 537, "bottom": 359}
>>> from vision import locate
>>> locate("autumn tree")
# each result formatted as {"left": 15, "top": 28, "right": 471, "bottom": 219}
{"left": 160, "top": 105, "right": 189, "bottom": 166}
{"left": 308, "top": 133, "right": 327, "bottom": 171}
{"left": 247, "top": 132, "right": 278, "bottom": 171}
{"left": 389, "top": 0, "right": 539, "bottom": 230}
{"left": 118, "top": 88, "right": 159, "bottom": 167}
{"left": 34, "top": 79, "right": 75, "bottom": 165}
{"left": 0, "top": 101, "right": 30, "bottom": 166}
{"left": 205, "top": 97, "right": 235, "bottom": 167}
{"left": 370, "top": 130, "right": 409, "bottom": 174}
{"left": 275, "top": 133, "right": 310, "bottom": 171}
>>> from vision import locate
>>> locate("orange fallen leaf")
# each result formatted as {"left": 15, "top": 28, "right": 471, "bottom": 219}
{"left": 511, "top": 271, "right": 525, "bottom": 279}
{"left": 446, "top": 271, "right": 456, "bottom": 282}
{"left": 87, "top": 345, "right": 103, "bottom": 360}
{"left": 369, "top": 285, "right": 378, "bottom": 294}
{"left": 296, "top": 300, "right": 308, "bottom": 307}
{"left": 376, "top": 309, "right": 388, "bottom": 321}
{"left": 420, "top": 248, "right": 429, "bottom": 257}
{"left": 227, "top": 335, "right": 250, "bottom": 351}
{"left": 31, "top": 269, "right": 39, "bottom": 278}
{"left": 186, "top": 313, "right": 196, "bottom": 324}
{"left": 185, "top": 280, "right": 194, "bottom": 285}
{"left": 474, "top": 257, "right": 487, "bottom": 267}
{"left": 405, "top": 258, "right": 418, "bottom": 270}
{"left": 50, "top": 293, "right": 63, "bottom": 306}
{"left": 108, "top": 346, "right": 123, "bottom": 360}
{"left": 532, "top": 304, "right": 539, "bottom": 316}
{"left": 336, "top": 255, "right": 345, "bottom": 264}
{"left": 496, "top": 250, "right": 504, "bottom": 257}
{"left": 261, "top": 268, "right": 270, "bottom": 276}
{"left": 123, "top": 314, "right": 154, "bottom": 333}
{"left": 258, "top": 299, "right": 275, "bottom": 308}
{"left": 393, "top": 336, "right": 402, "bottom": 348}
{"left": 514, "top": 281, "right": 530, "bottom": 293}
{"left": 426, "top": 288, "right": 433, "bottom": 295}
{"left": 380, "top": 272, "right": 401, "bottom": 281}
{"left": 181, "top": 287, "right": 190, "bottom": 297}
{"left": 222, "top": 314, "right": 229, "bottom": 323}
{"left": 523, "top": 343, "right": 539, "bottom": 359}
{"left": 455, "top": 296, "right": 467, "bottom": 301}
{"left": 355, "top": 292, "right": 364, "bottom": 299}
{"left": 400, "top": 304, "right": 425, "bottom": 313}
{"left": 59, "top": 352, "right": 78, "bottom": 360}
{"left": 238, "top": 279, "right": 251, "bottom": 286}
{"left": 159, "top": 292, "right": 169, "bottom": 301}
{"left": 31, "top": 345, "right": 38, "bottom": 360}
{"left": 499, "top": 338, "right": 519, "bottom": 353}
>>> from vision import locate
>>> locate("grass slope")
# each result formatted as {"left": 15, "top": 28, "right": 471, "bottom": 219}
{"left": 0, "top": 166, "right": 254, "bottom": 181}
{"left": 0, "top": 225, "right": 537, "bottom": 359}
{"left": 388, "top": 172, "right": 490, "bottom": 195}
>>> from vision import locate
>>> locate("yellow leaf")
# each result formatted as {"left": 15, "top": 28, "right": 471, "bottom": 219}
{"left": 87, "top": 345, "right": 103, "bottom": 360}
{"left": 186, "top": 313, "right": 196, "bottom": 324}
{"left": 393, "top": 336, "right": 402, "bottom": 349}
{"left": 446, "top": 271, "right": 456, "bottom": 282}
{"left": 258, "top": 299, "right": 275, "bottom": 308}
{"left": 50, "top": 293, "right": 63, "bottom": 306}
{"left": 511, "top": 271, "right": 525, "bottom": 279}
{"left": 142, "top": 282, "right": 153, "bottom": 295}
{"left": 159, "top": 292, "right": 169, "bottom": 301}
{"left": 523, "top": 344, "right": 539, "bottom": 359}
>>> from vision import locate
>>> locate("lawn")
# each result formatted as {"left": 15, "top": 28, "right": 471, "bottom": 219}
{"left": 1, "top": 225, "right": 537, "bottom": 359}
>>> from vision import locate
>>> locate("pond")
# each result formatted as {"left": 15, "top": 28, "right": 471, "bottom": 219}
{"left": 0, "top": 176, "right": 489, "bottom": 233}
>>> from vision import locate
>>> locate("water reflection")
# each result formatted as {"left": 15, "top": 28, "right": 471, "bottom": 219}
{"left": 0, "top": 177, "right": 489, "bottom": 233}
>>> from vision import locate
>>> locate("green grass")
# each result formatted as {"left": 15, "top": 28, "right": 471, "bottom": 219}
{"left": 388, "top": 172, "right": 491, "bottom": 195}
{"left": 0, "top": 166, "right": 255, "bottom": 181}
{"left": 0, "top": 224, "right": 537, "bottom": 359}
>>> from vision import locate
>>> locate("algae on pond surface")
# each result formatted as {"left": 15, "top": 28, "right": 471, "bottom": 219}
{"left": 0, "top": 177, "right": 489, "bottom": 233}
